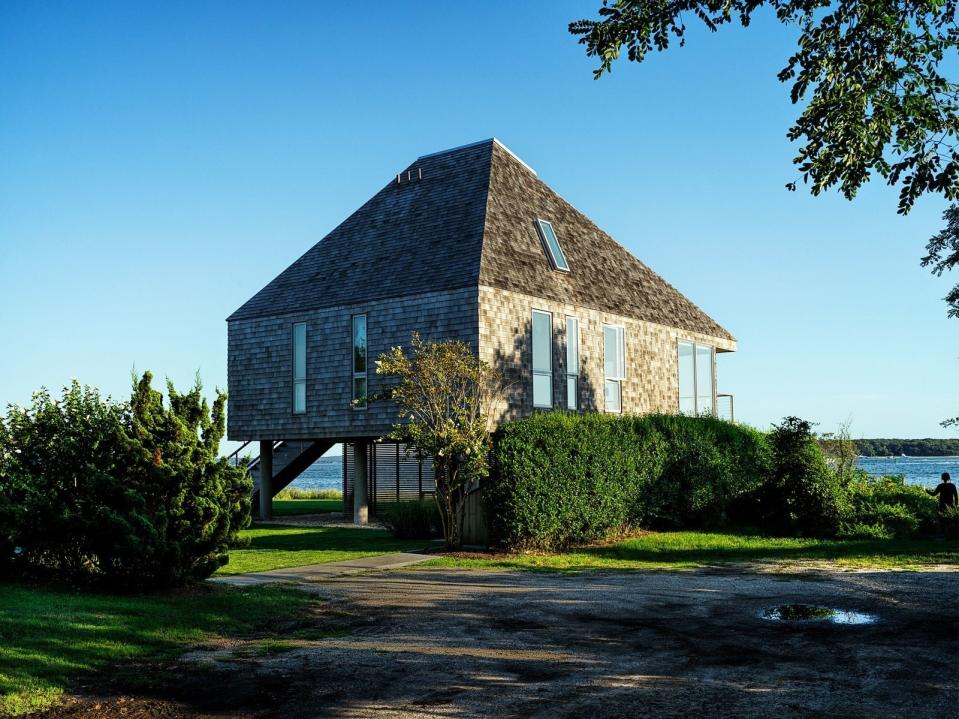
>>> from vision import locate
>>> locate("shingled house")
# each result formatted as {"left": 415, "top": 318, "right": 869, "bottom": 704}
{"left": 227, "top": 139, "right": 735, "bottom": 528}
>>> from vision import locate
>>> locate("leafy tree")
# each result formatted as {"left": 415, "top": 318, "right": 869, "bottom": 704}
{"left": 922, "top": 204, "right": 959, "bottom": 317}
{"left": 570, "top": 0, "right": 959, "bottom": 214}
{"left": 819, "top": 418, "right": 857, "bottom": 484}
{"left": 375, "top": 334, "right": 506, "bottom": 548}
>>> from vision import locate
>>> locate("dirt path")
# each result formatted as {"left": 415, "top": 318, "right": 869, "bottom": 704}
{"left": 40, "top": 567, "right": 959, "bottom": 718}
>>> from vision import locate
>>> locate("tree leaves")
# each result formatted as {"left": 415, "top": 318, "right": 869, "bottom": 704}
{"left": 569, "top": 0, "right": 959, "bottom": 214}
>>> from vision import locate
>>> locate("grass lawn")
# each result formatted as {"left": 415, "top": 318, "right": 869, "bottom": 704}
{"left": 424, "top": 531, "right": 959, "bottom": 572}
{"left": 0, "top": 581, "right": 316, "bottom": 716}
{"left": 273, "top": 498, "right": 343, "bottom": 515}
{"left": 218, "top": 524, "right": 429, "bottom": 575}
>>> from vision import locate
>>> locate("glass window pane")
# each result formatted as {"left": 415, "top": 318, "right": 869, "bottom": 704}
{"left": 353, "top": 315, "right": 367, "bottom": 373}
{"left": 604, "top": 326, "right": 616, "bottom": 378}
{"left": 696, "top": 344, "right": 713, "bottom": 415}
{"left": 532, "top": 311, "right": 551, "bottom": 373}
{"left": 293, "top": 380, "right": 306, "bottom": 413}
{"left": 533, "top": 373, "right": 552, "bottom": 408}
{"left": 567, "top": 376, "right": 577, "bottom": 410}
{"left": 604, "top": 380, "right": 621, "bottom": 413}
{"left": 353, "top": 377, "right": 367, "bottom": 404}
{"left": 604, "top": 326, "right": 624, "bottom": 379}
{"left": 566, "top": 317, "right": 578, "bottom": 373}
{"left": 678, "top": 341, "right": 695, "bottom": 414}
{"left": 537, "top": 220, "right": 569, "bottom": 271}
{"left": 293, "top": 323, "right": 306, "bottom": 380}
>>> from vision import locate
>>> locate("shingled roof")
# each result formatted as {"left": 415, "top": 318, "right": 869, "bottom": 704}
{"left": 228, "top": 139, "right": 734, "bottom": 343}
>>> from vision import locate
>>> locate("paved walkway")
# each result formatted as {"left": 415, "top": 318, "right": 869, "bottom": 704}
{"left": 209, "top": 552, "right": 433, "bottom": 586}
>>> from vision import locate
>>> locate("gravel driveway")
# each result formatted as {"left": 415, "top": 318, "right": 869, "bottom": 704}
{"left": 45, "top": 567, "right": 959, "bottom": 718}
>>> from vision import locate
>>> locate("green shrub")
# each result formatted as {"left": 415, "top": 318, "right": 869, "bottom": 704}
{"left": 0, "top": 374, "right": 251, "bottom": 589}
{"left": 759, "top": 417, "right": 846, "bottom": 537}
{"left": 840, "top": 472, "right": 938, "bottom": 539}
{"left": 942, "top": 506, "right": 959, "bottom": 541}
{"left": 487, "top": 412, "right": 769, "bottom": 550}
{"left": 642, "top": 415, "right": 771, "bottom": 528}
{"left": 378, "top": 500, "right": 440, "bottom": 539}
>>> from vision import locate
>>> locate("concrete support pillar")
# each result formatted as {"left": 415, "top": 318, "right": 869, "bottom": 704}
{"left": 353, "top": 441, "right": 369, "bottom": 525}
{"left": 259, "top": 440, "right": 273, "bottom": 521}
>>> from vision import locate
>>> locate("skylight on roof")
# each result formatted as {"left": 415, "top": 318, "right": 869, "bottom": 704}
{"left": 535, "top": 219, "right": 569, "bottom": 272}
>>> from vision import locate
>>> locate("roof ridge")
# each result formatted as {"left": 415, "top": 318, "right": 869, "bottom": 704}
{"left": 416, "top": 138, "right": 537, "bottom": 176}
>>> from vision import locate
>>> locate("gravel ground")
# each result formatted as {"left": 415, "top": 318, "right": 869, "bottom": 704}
{"left": 39, "top": 567, "right": 959, "bottom": 719}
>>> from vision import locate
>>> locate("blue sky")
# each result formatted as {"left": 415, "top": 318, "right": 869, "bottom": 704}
{"left": 1, "top": 1, "right": 955, "bottom": 440}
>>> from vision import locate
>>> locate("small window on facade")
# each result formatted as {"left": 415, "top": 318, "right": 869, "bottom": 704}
{"left": 566, "top": 316, "right": 579, "bottom": 410}
{"left": 532, "top": 310, "right": 553, "bottom": 408}
{"left": 292, "top": 322, "right": 306, "bottom": 414}
{"left": 535, "top": 219, "right": 570, "bottom": 272}
{"left": 678, "top": 340, "right": 715, "bottom": 416}
{"left": 352, "top": 314, "right": 367, "bottom": 408}
{"left": 603, "top": 325, "right": 625, "bottom": 413}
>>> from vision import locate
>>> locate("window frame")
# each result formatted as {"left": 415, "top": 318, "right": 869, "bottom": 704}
{"left": 292, "top": 321, "right": 307, "bottom": 415}
{"left": 677, "top": 339, "right": 716, "bottom": 417}
{"left": 531, "top": 309, "right": 553, "bottom": 409}
{"left": 603, "top": 324, "right": 626, "bottom": 414}
{"left": 352, "top": 313, "right": 368, "bottom": 410}
{"left": 534, "top": 219, "right": 570, "bottom": 272}
{"left": 565, "top": 316, "right": 579, "bottom": 410}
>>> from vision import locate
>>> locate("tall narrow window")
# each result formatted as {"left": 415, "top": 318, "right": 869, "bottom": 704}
{"left": 678, "top": 341, "right": 695, "bottom": 415}
{"left": 678, "top": 340, "right": 715, "bottom": 416}
{"left": 532, "top": 310, "right": 552, "bottom": 408}
{"left": 696, "top": 344, "right": 714, "bottom": 415}
{"left": 534, "top": 219, "right": 570, "bottom": 271}
{"left": 352, "top": 314, "right": 367, "bottom": 408}
{"left": 603, "top": 325, "right": 625, "bottom": 413}
{"left": 566, "top": 316, "right": 579, "bottom": 410}
{"left": 292, "top": 322, "right": 306, "bottom": 414}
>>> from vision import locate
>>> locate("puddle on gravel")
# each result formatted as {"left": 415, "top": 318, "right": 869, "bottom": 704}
{"left": 759, "top": 604, "right": 878, "bottom": 625}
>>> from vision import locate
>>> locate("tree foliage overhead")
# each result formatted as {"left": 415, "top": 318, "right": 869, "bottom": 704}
{"left": 570, "top": 0, "right": 959, "bottom": 214}
{"left": 921, "top": 203, "right": 959, "bottom": 317}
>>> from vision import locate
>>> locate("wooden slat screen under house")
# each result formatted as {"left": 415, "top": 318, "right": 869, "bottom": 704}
{"left": 343, "top": 442, "right": 435, "bottom": 516}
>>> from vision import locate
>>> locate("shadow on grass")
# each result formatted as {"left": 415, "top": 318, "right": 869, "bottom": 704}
{"left": 241, "top": 525, "right": 426, "bottom": 554}
{"left": 0, "top": 582, "right": 314, "bottom": 715}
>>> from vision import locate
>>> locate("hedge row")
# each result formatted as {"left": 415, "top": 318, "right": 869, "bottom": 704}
{"left": 486, "top": 413, "right": 771, "bottom": 550}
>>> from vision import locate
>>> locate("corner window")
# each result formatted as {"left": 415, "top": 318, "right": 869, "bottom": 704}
{"left": 678, "top": 340, "right": 715, "bottom": 416}
{"left": 352, "top": 314, "right": 367, "bottom": 408}
{"left": 566, "top": 317, "right": 579, "bottom": 410}
{"left": 532, "top": 310, "right": 553, "bottom": 408}
{"left": 292, "top": 322, "right": 306, "bottom": 414}
{"left": 603, "top": 325, "right": 625, "bottom": 413}
{"left": 534, "top": 219, "right": 570, "bottom": 271}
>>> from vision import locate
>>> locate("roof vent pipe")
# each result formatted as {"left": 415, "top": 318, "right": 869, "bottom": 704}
{"left": 396, "top": 167, "right": 423, "bottom": 185}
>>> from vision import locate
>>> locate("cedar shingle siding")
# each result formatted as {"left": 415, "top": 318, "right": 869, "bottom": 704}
{"left": 227, "top": 139, "right": 735, "bottom": 441}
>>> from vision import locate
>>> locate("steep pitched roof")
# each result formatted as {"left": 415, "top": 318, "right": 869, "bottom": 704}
{"left": 481, "top": 142, "right": 734, "bottom": 342}
{"left": 228, "top": 141, "right": 492, "bottom": 321}
{"left": 229, "top": 139, "right": 734, "bottom": 344}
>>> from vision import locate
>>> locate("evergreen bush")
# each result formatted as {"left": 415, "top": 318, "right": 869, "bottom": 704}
{"left": 0, "top": 374, "right": 251, "bottom": 589}
{"left": 759, "top": 417, "right": 847, "bottom": 537}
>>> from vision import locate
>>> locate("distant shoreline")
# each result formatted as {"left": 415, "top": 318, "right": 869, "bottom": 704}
{"left": 854, "top": 439, "right": 958, "bottom": 457}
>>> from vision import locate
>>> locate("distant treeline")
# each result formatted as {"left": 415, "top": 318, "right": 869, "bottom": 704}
{"left": 855, "top": 439, "right": 959, "bottom": 457}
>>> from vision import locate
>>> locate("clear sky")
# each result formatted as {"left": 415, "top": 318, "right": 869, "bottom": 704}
{"left": 1, "top": 1, "right": 956, "bottom": 441}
